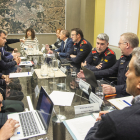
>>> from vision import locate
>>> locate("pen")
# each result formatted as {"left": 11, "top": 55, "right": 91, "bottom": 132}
{"left": 28, "top": 72, "right": 29, "bottom": 75}
{"left": 105, "top": 94, "right": 117, "bottom": 98}
{"left": 123, "top": 100, "right": 131, "bottom": 106}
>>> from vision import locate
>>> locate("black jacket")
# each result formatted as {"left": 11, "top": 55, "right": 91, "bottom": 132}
{"left": 85, "top": 102, "right": 140, "bottom": 140}
{"left": 67, "top": 38, "right": 92, "bottom": 64}
{"left": 4, "top": 39, "right": 20, "bottom": 51}
{"left": 94, "top": 54, "right": 132, "bottom": 97}
{"left": 85, "top": 47, "right": 116, "bottom": 71}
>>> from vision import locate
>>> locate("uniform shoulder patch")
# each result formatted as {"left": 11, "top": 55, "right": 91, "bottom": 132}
{"left": 104, "top": 48, "right": 115, "bottom": 56}
{"left": 92, "top": 50, "right": 96, "bottom": 54}
{"left": 121, "top": 55, "right": 124, "bottom": 58}
{"left": 80, "top": 39, "right": 87, "bottom": 47}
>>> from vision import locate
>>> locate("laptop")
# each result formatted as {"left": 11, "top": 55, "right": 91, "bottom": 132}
{"left": 82, "top": 67, "right": 110, "bottom": 88}
{"left": 8, "top": 87, "right": 54, "bottom": 140}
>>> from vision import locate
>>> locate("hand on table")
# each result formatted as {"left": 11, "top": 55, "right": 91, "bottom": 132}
{"left": 96, "top": 111, "right": 109, "bottom": 121}
{"left": 70, "top": 55, "right": 76, "bottom": 58}
{"left": 81, "top": 61, "right": 87, "bottom": 67}
{"left": 96, "top": 63, "right": 103, "bottom": 69}
{"left": 102, "top": 84, "right": 116, "bottom": 95}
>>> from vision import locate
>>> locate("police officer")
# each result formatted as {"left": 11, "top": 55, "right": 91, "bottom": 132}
{"left": 67, "top": 28, "right": 92, "bottom": 66}
{"left": 78, "top": 32, "right": 139, "bottom": 97}
{"left": 81, "top": 33, "right": 116, "bottom": 71}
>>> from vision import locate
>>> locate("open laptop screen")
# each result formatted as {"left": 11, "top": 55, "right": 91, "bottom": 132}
{"left": 36, "top": 87, "right": 54, "bottom": 130}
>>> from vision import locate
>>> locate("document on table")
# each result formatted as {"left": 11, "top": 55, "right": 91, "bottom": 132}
{"left": 19, "top": 61, "right": 33, "bottom": 66}
{"left": 20, "top": 57, "right": 27, "bottom": 60}
{"left": 108, "top": 96, "right": 133, "bottom": 110}
{"left": 63, "top": 115, "right": 96, "bottom": 140}
{"left": 49, "top": 91, "right": 75, "bottom": 106}
{"left": 9, "top": 72, "right": 32, "bottom": 78}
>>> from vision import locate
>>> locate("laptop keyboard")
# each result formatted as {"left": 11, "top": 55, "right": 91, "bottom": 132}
{"left": 19, "top": 112, "right": 40, "bottom": 137}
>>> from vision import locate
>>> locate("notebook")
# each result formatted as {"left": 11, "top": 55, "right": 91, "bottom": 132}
{"left": 82, "top": 67, "right": 110, "bottom": 88}
{"left": 8, "top": 87, "right": 54, "bottom": 140}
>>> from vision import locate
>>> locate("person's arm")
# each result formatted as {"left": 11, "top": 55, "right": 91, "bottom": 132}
{"left": 0, "top": 60, "right": 17, "bottom": 70}
{"left": 6, "top": 39, "right": 20, "bottom": 45}
{"left": 93, "top": 60, "right": 120, "bottom": 79}
{"left": 85, "top": 114, "right": 116, "bottom": 140}
{"left": 115, "top": 84, "right": 129, "bottom": 97}
{"left": 70, "top": 44, "right": 91, "bottom": 63}
{"left": 67, "top": 46, "right": 74, "bottom": 58}
{"left": 85, "top": 54, "right": 116, "bottom": 71}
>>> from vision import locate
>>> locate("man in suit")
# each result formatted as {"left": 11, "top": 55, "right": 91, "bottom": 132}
{"left": 48, "top": 30, "right": 73, "bottom": 58}
{"left": 85, "top": 47, "right": 140, "bottom": 140}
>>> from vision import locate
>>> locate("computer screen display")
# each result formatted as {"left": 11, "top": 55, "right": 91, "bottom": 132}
{"left": 36, "top": 87, "right": 54, "bottom": 129}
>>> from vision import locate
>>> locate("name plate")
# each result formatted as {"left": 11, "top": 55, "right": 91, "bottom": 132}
{"left": 79, "top": 79, "right": 90, "bottom": 95}
{"left": 60, "top": 66, "right": 67, "bottom": 74}
{"left": 74, "top": 103, "right": 99, "bottom": 115}
{"left": 89, "top": 92, "right": 103, "bottom": 107}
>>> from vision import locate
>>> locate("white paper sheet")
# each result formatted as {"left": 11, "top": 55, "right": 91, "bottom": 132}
{"left": 64, "top": 115, "right": 96, "bottom": 140}
{"left": 19, "top": 61, "right": 33, "bottom": 66}
{"left": 9, "top": 72, "right": 32, "bottom": 78}
{"left": 20, "top": 57, "right": 27, "bottom": 60}
{"left": 49, "top": 91, "right": 75, "bottom": 106}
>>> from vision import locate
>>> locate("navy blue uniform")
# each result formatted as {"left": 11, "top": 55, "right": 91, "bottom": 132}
{"left": 94, "top": 54, "right": 132, "bottom": 97}
{"left": 67, "top": 38, "right": 92, "bottom": 64}
{"left": 84, "top": 47, "right": 116, "bottom": 71}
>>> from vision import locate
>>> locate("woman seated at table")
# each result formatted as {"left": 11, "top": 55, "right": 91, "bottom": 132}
{"left": 21, "top": 28, "right": 39, "bottom": 49}
{"left": 46, "top": 28, "right": 62, "bottom": 51}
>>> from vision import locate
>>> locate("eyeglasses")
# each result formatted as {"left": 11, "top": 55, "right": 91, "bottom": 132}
{"left": 118, "top": 42, "right": 127, "bottom": 46}
{"left": 71, "top": 34, "right": 76, "bottom": 36}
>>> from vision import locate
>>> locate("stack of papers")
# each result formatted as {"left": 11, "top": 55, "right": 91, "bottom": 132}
{"left": 49, "top": 91, "right": 75, "bottom": 106}
{"left": 63, "top": 115, "right": 96, "bottom": 140}
{"left": 108, "top": 96, "right": 133, "bottom": 110}
{"left": 9, "top": 72, "right": 32, "bottom": 78}
{"left": 19, "top": 61, "right": 33, "bottom": 66}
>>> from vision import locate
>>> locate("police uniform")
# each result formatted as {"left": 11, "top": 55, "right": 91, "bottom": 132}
{"left": 67, "top": 38, "right": 92, "bottom": 64}
{"left": 84, "top": 47, "right": 116, "bottom": 71}
{"left": 94, "top": 54, "right": 132, "bottom": 97}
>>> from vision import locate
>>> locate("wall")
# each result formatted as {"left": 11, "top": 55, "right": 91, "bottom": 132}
{"left": 7, "top": 0, "right": 82, "bottom": 51}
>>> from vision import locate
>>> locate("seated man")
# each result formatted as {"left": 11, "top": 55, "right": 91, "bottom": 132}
{"left": 78, "top": 32, "right": 139, "bottom": 97}
{"left": 48, "top": 30, "right": 73, "bottom": 58}
{"left": 67, "top": 28, "right": 92, "bottom": 66}
{"left": 0, "top": 30, "right": 21, "bottom": 74}
{"left": 81, "top": 33, "right": 116, "bottom": 71}
{"left": 85, "top": 47, "right": 140, "bottom": 140}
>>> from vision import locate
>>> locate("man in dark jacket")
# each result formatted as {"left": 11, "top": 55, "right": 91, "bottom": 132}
{"left": 81, "top": 33, "right": 116, "bottom": 71}
{"left": 67, "top": 28, "right": 92, "bottom": 67}
{"left": 0, "top": 31, "right": 21, "bottom": 74}
{"left": 85, "top": 47, "right": 140, "bottom": 140}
